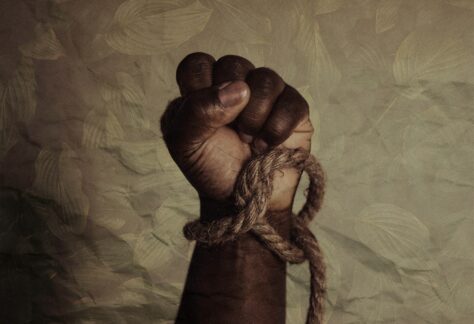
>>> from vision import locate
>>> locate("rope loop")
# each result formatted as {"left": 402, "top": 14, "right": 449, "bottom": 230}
{"left": 183, "top": 147, "right": 327, "bottom": 324}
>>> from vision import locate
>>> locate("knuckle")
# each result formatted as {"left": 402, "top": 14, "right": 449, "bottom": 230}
{"left": 241, "top": 110, "right": 260, "bottom": 124}
{"left": 238, "top": 111, "right": 265, "bottom": 134}
{"left": 213, "top": 55, "right": 255, "bottom": 82}
{"left": 247, "top": 67, "right": 284, "bottom": 99}
{"left": 262, "top": 117, "right": 292, "bottom": 145}
{"left": 294, "top": 97, "right": 309, "bottom": 118}
{"left": 278, "top": 85, "right": 309, "bottom": 118}
{"left": 176, "top": 52, "right": 214, "bottom": 81}
{"left": 215, "top": 55, "right": 254, "bottom": 70}
{"left": 259, "top": 86, "right": 311, "bottom": 145}
{"left": 178, "top": 52, "right": 214, "bottom": 71}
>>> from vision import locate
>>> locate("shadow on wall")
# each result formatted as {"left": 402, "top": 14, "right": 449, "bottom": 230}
{"left": 0, "top": 185, "right": 171, "bottom": 323}
{"left": 0, "top": 187, "right": 77, "bottom": 323}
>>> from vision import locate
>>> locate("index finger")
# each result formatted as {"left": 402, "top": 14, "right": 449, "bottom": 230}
{"left": 176, "top": 52, "right": 215, "bottom": 96}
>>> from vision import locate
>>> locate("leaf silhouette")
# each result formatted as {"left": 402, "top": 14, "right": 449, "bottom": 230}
{"left": 294, "top": 15, "right": 341, "bottom": 101}
{"left": 445, "top": 0, "right": 474, "bottom": 10}
{"left": 27, "top": 144, "right": 90, "bottom": 237}
{"left": 393, "top": 27, "right": 472, "bottom": 98}
{"left": 208, "top": 0, "right": 271, "bottom": 44}
{"left": 320, "top": 223, "right": 402, "bottom": 282}
{"left": 2, "top": 57, "right": 36, "bottom": 125}
{"left": 234, "top": 42, "right": 266, "bottom": 67}
{"left": 442, "top": 260, "right": 474, "bottom": 316}
{"left": 0, "top": 100, "right": 18, "bottom": 159}
{"left": 392, "top": 120, "right": 473, "bottom": 183}
{"left": 375, "top": 0, "right": 402, "bottom": 33}
{"left": 100, "top": 72, "right": 149, "bottom": 130}
{"left": 350, "top": 42, "right": 390, "bottom": 72}
{"left": 117, "top": 277, "right": 181, "bottom": 320}
{"left": 153, "top": 197, "right": 196, "bottom": 254}
{"left": 88, "top": 236, "right": 134, "bottom": 271}
{"left": 82, "top": 107, "right": 124, "bottom": 148}
{"left": 19, "top": 23, "right": 65, "bottom": 60}
{"left": 400, "top": 269, "right": 457, "bottom": 323}
{"left": 106, "top": 0, "right": 212, "bottom": 55}
{"left": 354, "top": 204, "right": 435, "bottom": 270}
{"left": 106, "top": 140, "right": 159, "bottom": 175}
{"left": 314, "top": 0, "right": 344, "bottom": 15}
{"left": 439, "top": 217, "right": 474, "bottom": 261}
{"left": 344, "top": 263, "right": 402, "bottom": 323}
{"left": 134, "top": 229, "right": 189, "bottom": 274}
{"left": 149, "top": 54, "right": 180, "bottom": 99}
{"left": 71, "top": 264, "right": 124, "bottom": 300}
{"left": 128, "top": 143, "right": 192, "bottom": 215}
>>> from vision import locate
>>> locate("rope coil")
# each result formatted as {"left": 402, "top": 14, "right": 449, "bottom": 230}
{"left": 183, "top": 147, "right": 326, "bottom": 324}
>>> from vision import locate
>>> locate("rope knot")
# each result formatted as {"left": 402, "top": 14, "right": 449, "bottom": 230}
{"left": 183, "top": 147, "right": 327, "bottom": 324}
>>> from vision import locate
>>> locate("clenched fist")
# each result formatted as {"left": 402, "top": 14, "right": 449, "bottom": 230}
{"left": 161, "top": 52, "right": 314, "bottom": 212}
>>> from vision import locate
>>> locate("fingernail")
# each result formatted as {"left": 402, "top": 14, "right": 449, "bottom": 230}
{"left": 253, "top": 138, "right": 268, "bottom": 152}
{"left": 218, "top": 81, "right": 232, "bottom": 89}
{"left": 218, "top": 81, "right": 248, "bottom": 108}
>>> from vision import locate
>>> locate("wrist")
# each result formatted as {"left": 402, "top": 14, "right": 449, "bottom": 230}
{"left": 199, "top": 195, "right": 292, "bottom": 241}
{"left": 177, "top": 205, "right": 292, "bottom": 324}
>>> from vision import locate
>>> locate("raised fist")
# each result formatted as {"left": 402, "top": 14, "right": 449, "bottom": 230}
{"left": 161, "top": 52, "right": 313, "bottom": 212}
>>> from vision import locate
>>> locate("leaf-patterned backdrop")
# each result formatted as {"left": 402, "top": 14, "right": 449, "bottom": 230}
{"left": 0, "top": 0, "right": 473, "bottom": 323}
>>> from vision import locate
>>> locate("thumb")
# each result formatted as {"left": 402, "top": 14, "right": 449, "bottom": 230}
{"left": 161, "top": 80, "right": 250, "bottom": 149}
{"left": 189, "top": 80, "right": 250, "bottom": 128}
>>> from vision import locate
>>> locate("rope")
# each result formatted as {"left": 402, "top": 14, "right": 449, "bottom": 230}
{"left": 183, "top": 147, "right": 327, "bottom": 324}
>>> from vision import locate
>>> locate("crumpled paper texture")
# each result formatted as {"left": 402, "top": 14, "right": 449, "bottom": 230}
{"left": 0, "top": 0, "right": 473, "bottom": 323}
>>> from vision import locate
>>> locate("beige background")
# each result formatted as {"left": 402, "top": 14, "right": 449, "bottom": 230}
{"left": 1, "top": 0, "right": 473, "bottom": 323}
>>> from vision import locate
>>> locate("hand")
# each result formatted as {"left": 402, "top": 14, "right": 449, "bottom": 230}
{"left": 161, "top": 52, "right": 313, "bottom": 212}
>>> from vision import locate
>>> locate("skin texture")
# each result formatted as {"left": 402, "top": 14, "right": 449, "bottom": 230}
{"left": 162, "top": 53, "right": 314, "bottom": 210}
{"left": 161, "top": 52, "right": 314, "bottom": 324}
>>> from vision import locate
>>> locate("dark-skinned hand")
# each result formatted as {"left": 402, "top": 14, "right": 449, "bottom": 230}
{"left": 161, "top": 52, "right": 313, "bottom": 213}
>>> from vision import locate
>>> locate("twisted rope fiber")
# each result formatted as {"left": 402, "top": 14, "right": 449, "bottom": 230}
{"left": 183, "top": 147, "right": 327, "bottom": 324}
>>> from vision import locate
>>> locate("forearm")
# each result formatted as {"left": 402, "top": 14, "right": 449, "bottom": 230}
{"left": 175, "top": 201, "right": 292, "bottom": 324}
{"left": 166, "top": 52, "right": 317, "bottom": 324}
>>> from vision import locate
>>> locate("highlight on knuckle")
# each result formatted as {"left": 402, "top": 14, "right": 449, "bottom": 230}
{"left": 263, "top": 117, "right": 291, "bottom": 144}
{"left": 248, "top": 67, "right": 283, "bottom": 99}
{"left": 177, "top": 52, "right": 214, "bottom": 78}
{"left": 213, "top": 55, "right": 255, "bottom": 83}
{"left": 280, "top": 86, "right": 310, "bottom": 118}
{"left": 216, "top": 55, "right": 253, "bottom": 71}
{"left": 239, "top": 112, "right": 264, "bottom": 134}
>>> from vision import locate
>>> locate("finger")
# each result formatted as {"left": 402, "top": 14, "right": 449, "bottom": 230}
{"left": 160, "top": 96, "right": 184, "bottom": 143}
{"left": 212, "top": 55, "right": 255, "bottom": 84}
{"left": 190, "top": 81, "right": 250, "bottom": 129}
{"left": 161, "top": 81, "right": 250, "bottom": 150}
{"left": 176, "top": 52, "right": 215, "bottom": 96}
{"left": 237, "top": 67, "right": 285, "bottom": 142}
{"left": 254, "top": 85, "right": 309, "bottom": 150}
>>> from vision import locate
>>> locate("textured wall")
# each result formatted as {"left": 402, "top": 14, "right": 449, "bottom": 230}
{"left": 1, "top": 0, "right": 473, "bottom": 323}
